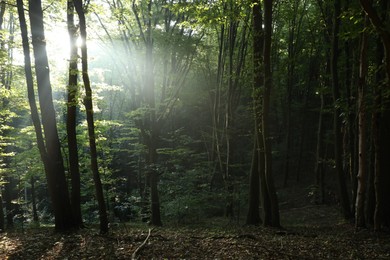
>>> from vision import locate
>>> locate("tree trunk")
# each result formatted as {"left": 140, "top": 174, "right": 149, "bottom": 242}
{"left": 18, "top": 0, "right": 75, "bottom": 231}
{"left": 360, "top": 0, "right": 390, "bottom": 231}
{"left": 31, "top": 176, "right": 39, "bottom": 223}
{"left": 1, "top": 0, "right": 15, "bottom": 230}
{"left": 373, "top": 37, "right": 384, "bottom": 231}
{"left": 67, "top": 0, "right": 82, "bottom": 228}
{"left": 247, "top": 0, "right": 267, "bottom": 226}
{"left": 210, "top": 21, "right": 225, "bottom": 191}
{"left": 283, "top": 1, "right": 298, "bottom": 187}
{"left": 0, "top": 194, "right": 4, "bottom": 232}
{"left": 330, "top": 0, "right": 351, "bottom": 219}
{"left": 315, "top": 92, "right": 325, "bottom": 204}
{"left": 355, "top": 15, "right": 369, "bottom": 228}
{"left": 150, "top": 167, "right": 162, "bottom": 226}
{"left": 144, "top": 0, "right": 162, "bottom": 226}
{"left": 263, "top": 0, "right": 280, "bottom": 228}
{"left": 246, "top": 138, "right": 261, "bottom": 225}
{"left": 73, "top": 0, "right": 109, "bottom": 234}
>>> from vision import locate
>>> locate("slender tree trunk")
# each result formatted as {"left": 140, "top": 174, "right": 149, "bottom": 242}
{"left": 331, "top": 0, "right": 351, "bottom": 219}
{"left": 373, "top": 38, "right": 384, "bottom": 231}
{"left": 372, "top": 0, "right": 387, "bottom": 231}
{"left": 0, "top": 194, "right": 4, "bottom": 231}
{"left": 315, "top": 92, "right": 325, "bottom": 204}
{"left": 263, "top": 0, "right": 280, "bottom": 228}
{"left": 345, "top": 43, "right": 358, "bottom": 216}
{"left": 30, "top": 176, "right": 39, "bottom": 223}
{"left": 66, "top": 0, "right": 82, "bottom": 228}
{"left": 246, "top": 138, "right": 261, "bottom": 225}
{"left": 355, "top": 15, "right": 369, "bottom": 228}
{"left": 73, "top": 0, "right": 108, "bottom": 234}
{"left": 360, "top": 0, "right": 390, "bottom": 230}
{"left": 1, "top": 0, "right": 14, "bottom": 230}
{"left": 224, "top": 16, "right": 238, "bottom": 219}
{"left": 140, "top": 0, "right": 162, "bottom": 226}
{"left": 210, "top": 22, "right": 225, "bottom": 190}
{"left": 283, "top": 4, "right": 297, "bottom": 187}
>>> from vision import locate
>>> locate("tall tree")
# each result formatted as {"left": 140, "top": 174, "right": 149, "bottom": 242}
{"left": 73, "top": 0, "right": 109, "bottom": 234}
{"left": 330, "top": 0, "right": 351, "bottom": 219}
{"left": 355, "top": 14, "right": 369, "bottom": 229}
{"left": 247, "top": 0, "right": 280, "bottom": 228}
{"left": 0, "top": 2, "right": 19, "bottom": 230}
{"left": 246, "top": 0, "right": 263, "bottom": 226}
{"left": 143, "top": 0, "right": 162, "bottom": 226}
{"left": 263, "top": 0, "right": 280, "bottom": 227}
{"left": 360, "top": 0, "right": 390, "bottom": 231}
{"left": 282, "top": 0, "right": 308, "bottom": 186}
{"left": 0, "top": 0, "right": 6, "bottom": 231}
{"left": 67, "top": 0, "right": 82, "bottom": 228}
{"left": 18, "top": 0, "right": 76, "bottom": 231}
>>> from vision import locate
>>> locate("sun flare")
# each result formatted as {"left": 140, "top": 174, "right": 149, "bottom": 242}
{"left": 45, "top": 27, "right": 82, "bottom": 68}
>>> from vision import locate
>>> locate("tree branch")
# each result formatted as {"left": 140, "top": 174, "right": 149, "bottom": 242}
{"left": 131, "top": 228, "right": 152, "bottom": 260}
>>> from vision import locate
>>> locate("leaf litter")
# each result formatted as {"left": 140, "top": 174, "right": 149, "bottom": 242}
{"left": 1, "top": 205, "right": 390, "bottom": 259}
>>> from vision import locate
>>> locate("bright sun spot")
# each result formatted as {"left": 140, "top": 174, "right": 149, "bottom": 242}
{"left": 46, "top": 27, "right": 82, "bottom": 69}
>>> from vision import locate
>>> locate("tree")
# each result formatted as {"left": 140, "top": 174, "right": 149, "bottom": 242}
{"left": 263, "top": 0, "right": 280, "bottom": 227}
{"left": 67, "top": 0, "right": 83, "bottom": 228}
{"left": 99, "top": 0, "right": 203, "bottom": 226}
{"left": 209, "top": 1, "right": 250, "bottom": 218}
{"left": 73, "top": 0, "right": 109, "bottom": 234}
{"left": 330, "top": 0, "right": 351, "bottom": 219}
{"left": 360, "top": 0, "right": 390, "bottom": 231}
{"left": 142, "top": 0, "right": 162, "bottom": 226}
{"left": 282, "top": 0, "right": 309, "bottom": 187}
{"left": 0, "top": 0, "right": 6, "bottom": 231}
{"left": 247, "top": 0, "right": 280, "bottom": 228}
{"left": 17, "top": 0, "right": 75, "bottom": 231}
{"left": 246, "top": 0, "right": 263, "bottom": 226}
{"left": 355, "top": 14, "right": 369, "bottom": 228}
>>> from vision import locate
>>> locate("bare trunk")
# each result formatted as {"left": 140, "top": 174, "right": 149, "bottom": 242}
{"left": 0, "top": 194, "right": 4, "bottom": 231}
{"left": 20, "top": 0, "right": 75, "bottom": 231}
{"left": 355, "top": 15, "right": 369, "bottom": 228}
{"left": 247, "top": 0, "right": 267, "bottom": 226}
{"left": 31, "top": 176, "right": 39, "bottom": 223}
{"left": 145, "top": 0, "right": 162, "bottom": 226}
{"left": 74, "top": 0, "right": 108, "bottom": 234}
{"left": 331, "top": 0, "right": 351, "bottom": 219}
{"left": 315, "top": 93, "right": 325, "bottom": 204}
{"left": 263, "top": 0, "right": 280, "bottom": 228}
{"left": 246, "top": 138, "right": 262, "bottom": 225}
{"left": 373, "top": 16, "right": 385, "bottom": 231}
{"left": 67, "top": 0, "right": 82, "bottom": 228}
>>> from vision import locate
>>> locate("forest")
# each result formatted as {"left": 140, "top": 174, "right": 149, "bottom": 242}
{"left": 0, "top": 0, "right": 390, "bottom": 259}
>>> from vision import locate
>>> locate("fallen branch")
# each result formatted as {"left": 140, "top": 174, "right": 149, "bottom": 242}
{"left": 131, "top": 228, "right": 152, "bottom": 260}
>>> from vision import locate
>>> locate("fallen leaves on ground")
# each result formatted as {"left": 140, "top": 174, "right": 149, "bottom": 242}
{"left": 1, "top": 205, "right": 390, "bottom": 259}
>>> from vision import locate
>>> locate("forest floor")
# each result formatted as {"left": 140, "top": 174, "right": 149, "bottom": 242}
{"left": 1, "top": 206, "right": 390, "bottom": 260}
{"left": 1, "top": 185, "right": 390, "bottom": 259}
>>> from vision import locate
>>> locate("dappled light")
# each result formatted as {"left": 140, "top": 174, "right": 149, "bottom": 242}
{"left": 0, "top": 0, "right": 390, "bottom": 258}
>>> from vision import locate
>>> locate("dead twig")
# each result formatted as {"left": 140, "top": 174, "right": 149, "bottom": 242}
{"left": 131, "top": 228, "right": 152, "bottom": 260}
